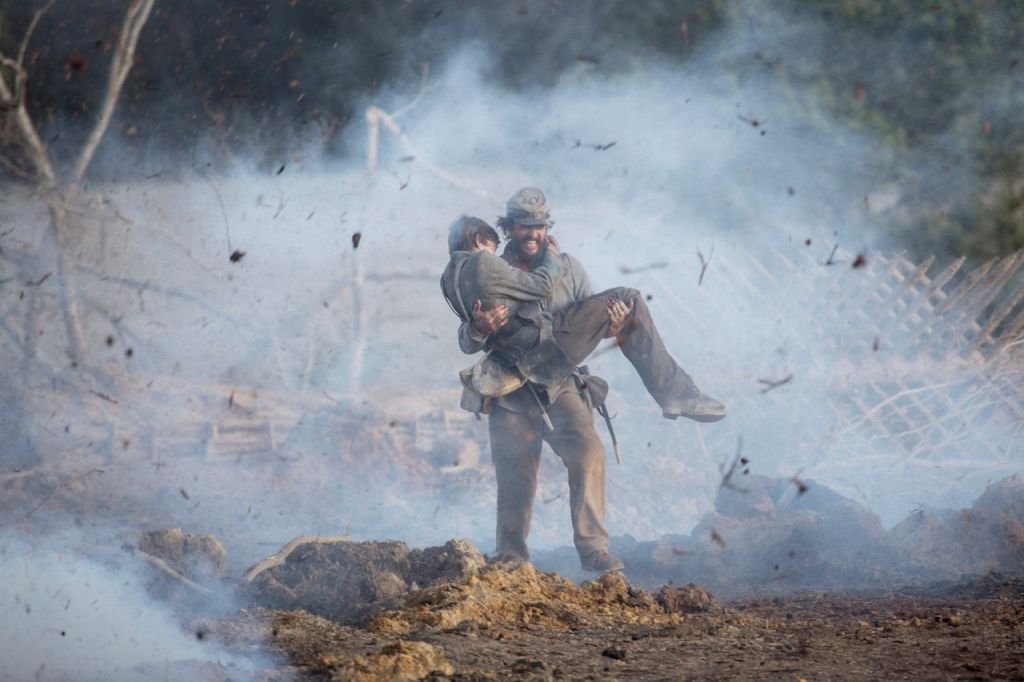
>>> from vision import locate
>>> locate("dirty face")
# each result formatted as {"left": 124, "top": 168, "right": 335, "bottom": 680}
{"left": 508, "top": 223, "right": 548, "bottom": 263}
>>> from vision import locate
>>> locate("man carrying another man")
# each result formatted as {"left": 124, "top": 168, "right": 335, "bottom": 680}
{"left": 441, "top": 187, "right": 725, "bottom": 572}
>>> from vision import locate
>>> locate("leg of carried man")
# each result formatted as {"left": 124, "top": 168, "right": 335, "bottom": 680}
{"left": 543, "top": 389, "right": 623, "bottom": 573}
{"left": 489, "top": 406, "right": 544, "bottom": 562}
{"left": 552, "top": 287, "right": 726, "bottom": 422}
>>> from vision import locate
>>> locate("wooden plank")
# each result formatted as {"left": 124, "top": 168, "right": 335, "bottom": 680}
{"left": 972, "top": 274, "right": 1024, "bottom": 350}
{"left": 936, "top": 257, "right": 996, "bottom": 315}
{"left": 889, "top": 257, "right": 966, "bottom": 355}
{"left": 944, "top": 252, "right": 1024, "bottom": 334}
{"left": 932, "top": 254, "right": 1024, "bottom": 350}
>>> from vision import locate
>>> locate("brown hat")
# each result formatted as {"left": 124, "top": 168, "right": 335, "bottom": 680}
{"left": 504, "top": 187, "right": 552, "bottom": 227}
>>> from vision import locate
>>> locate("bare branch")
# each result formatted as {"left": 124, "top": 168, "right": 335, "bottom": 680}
{"left": 0, "top": 57, "right": 27, "bottom": 112}
{"left": 17, "top": 0, "right": 56, "bottom": 68}
{"left": 139, "top": 552, "right": 215, "bottom": 595}
{"left": 71, "top": 0, "right": 157, "bottom": 186}
{"left": 390, "top": 62, "right": 436, "bottom": 120}
{"left": 0, "top": 58, "right": 55, "bottom": 184}
{"left": 21, "top": 468, "right": 104, "bottom": 521}
{"left": 365, "top": 105, "right": 495, "bottom": 201}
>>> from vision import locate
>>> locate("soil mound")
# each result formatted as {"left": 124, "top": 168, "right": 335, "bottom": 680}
{"left": 139, "top": 528, "right": 226, "bottom": 580}
{"left": 368, "top": 562, "right": 715, "bottom": 635}
{"left": 891, "top": 474, "right": 1024, "bottom": 578}
{"left": 244, "top": 538, "right": 485, "bottom": 624}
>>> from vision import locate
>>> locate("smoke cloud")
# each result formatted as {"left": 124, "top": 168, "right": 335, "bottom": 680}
{"left": 0, "top": 533, "right": 266, "bottom": 681}
{"left": 1, "top": 3, "right": 1019, "bottom": 590}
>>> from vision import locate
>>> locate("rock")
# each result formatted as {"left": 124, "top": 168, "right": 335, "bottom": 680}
{"left": 656, "top": 584, "right": 715, "bottom": 614}
{"left": 246, "top": 538, "right": 484, "bottom": 625}
{"left": 601, "top": 647, "right": 627, "bottom": 660}
{"left": 891, "top": 477, "right": 1024, "bottom": 579}
{"left": 973, "top": 474, "right": 1024, "bottom": 522}
{"left": 408, "top": 538, "right": 487, "bottom": 588}
{"left": 138, "top": 528, "right": 225, "bottom": 581}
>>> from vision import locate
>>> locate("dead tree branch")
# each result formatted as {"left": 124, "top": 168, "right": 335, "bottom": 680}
{"left": 71, "top": 0, "right": 156, "bottom": 187}
{"left": 21, "top": 468, "right": 104, "bottom": 521}
{"left": 242, "top": 535, "right": 351, "bottom": 583}
{"left": 138, "top": 551, "right": 215, "bottom": 595}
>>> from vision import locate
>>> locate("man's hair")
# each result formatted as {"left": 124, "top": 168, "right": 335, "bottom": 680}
{"left": 448, "top": 216, "right": 499, "bottom": 253}
{"left": 495, "top": 216, "right": 516, "bottom": 237}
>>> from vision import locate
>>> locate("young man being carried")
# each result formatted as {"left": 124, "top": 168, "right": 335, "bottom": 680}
{"left": 441, "top": 213, "right": 725, "bottom": 423}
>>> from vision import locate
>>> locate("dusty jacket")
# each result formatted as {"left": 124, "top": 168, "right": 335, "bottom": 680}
{"left": 447, "top": 247, "right": 595, "bottom": 413}
{"left": 442, "top": 248, "right": 566, "bottom": 357}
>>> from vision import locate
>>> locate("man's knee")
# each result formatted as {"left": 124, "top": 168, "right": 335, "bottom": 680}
{"left": 560, "top": 429, "right": 606, "bottom": 477}
{"left": 596, "top": 286, "right": 641, "bottom": 302}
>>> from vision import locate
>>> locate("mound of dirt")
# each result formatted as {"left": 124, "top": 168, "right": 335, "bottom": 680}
{"left": 891, "top": 474, "right": 1024, "bottom": 579}
{"left": 368, "top": 562, "right": 715, "bottom": 635}
{"left": 245, "top": 538, "right": 485, "bottom": 625}
{"left": 613, "top": 476, "right": 895, "bottom": 591}
{"left": 139, "top": 527, "right": 226, "bottom": 580}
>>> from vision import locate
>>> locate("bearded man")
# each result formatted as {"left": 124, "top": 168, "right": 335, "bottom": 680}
{"left": 448, "top": 188, "right": 725, "bottom": 572}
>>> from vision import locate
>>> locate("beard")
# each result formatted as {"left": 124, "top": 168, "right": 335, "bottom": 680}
{"left": 510, "top": 237, "right": 548, "bottom": 268}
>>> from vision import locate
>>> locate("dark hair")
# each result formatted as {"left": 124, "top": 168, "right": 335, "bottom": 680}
{"left": 449, "top": 216, "right": 500, "bottom": 253}
{"left": 496, "top": 216, "right": 516, "bottom": 237}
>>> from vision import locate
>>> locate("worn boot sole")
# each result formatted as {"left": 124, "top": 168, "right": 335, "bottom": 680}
{"left": 663, "top": 408, "right": 727, "bottom": 423}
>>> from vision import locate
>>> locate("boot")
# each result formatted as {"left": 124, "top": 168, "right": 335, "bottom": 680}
{"left": 661, "top": 386, "right": 727, "bottom": 423}
{"left": 580, "top": 550, "right": 624, "bottom": 573}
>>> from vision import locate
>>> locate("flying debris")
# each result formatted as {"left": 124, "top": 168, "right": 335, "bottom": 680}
{"left": 738, "top": 114, "right": 764, "bottom": 128}
{"left": 718, "top": 438, "right": 749, "bottom": 492}
{"left": 823, "top": 244, "right": 841, "bottom": 266}
{"left": 758, "top": 373, "right": 793, "bottom": 394}
{"left": 710, "top": 529, "right": 726, "bottom": 548}
{"left": 618, "top": 261, "right": 669, "bottom": 275}
{"left": 571, "top": 139, "right": 617, "bottom": 151}
{"left": 697, "top": 247, "right": 713, "bottom": 286}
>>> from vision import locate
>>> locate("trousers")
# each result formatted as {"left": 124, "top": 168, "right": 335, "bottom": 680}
{"left": 553, "top": 287, "right": 695, "bottom": 407}
{"left": 489, "top": 388, "right": 607, "bottom": 559}
{"left": 487, "top": 287, "right": 695, "bottom": 560}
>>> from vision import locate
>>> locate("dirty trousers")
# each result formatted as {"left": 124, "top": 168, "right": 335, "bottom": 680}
{"left": 489, "top": 388, "right": 607, "bottom": 560}
{"left": 552, "top": 287, "right": 696, "bottom": 408}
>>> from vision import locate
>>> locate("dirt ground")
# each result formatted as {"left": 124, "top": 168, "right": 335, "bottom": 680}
{"left": 199, "top": 566, "right": 1024, "bottom": 681}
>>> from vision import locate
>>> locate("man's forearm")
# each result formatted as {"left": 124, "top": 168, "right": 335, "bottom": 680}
{"left": 458, "top": 320, "right": 488, "bottom": 354}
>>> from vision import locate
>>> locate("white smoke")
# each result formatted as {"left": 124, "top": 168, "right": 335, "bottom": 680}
{"left": 0, "top": 5, "right": 1018, "bottom": 579}
{"left": 0, "top": 533, "right": 266, "bottom": 681}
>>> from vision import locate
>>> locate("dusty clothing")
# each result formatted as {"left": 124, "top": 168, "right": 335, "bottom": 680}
{"left": 445, "top": 248, "right": 696, "bottom": 413}
{"left": 490, "top": 383, "right": 609, "bottom": 558}
{"left": 453, "top": 249, "right": 594, "bottom": 412}
{"left": 442, "top": 248, "right": 565, "bottom": 358}
{"left": 470, "top": 247, "right": 607, "bottom": 559}
{"left": 550, "top": 287, "right": 698, "bottom": 409}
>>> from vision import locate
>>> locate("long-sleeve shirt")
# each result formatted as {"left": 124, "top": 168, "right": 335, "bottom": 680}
{"left": 444, "top": 245, "right": 595, "bottom": 413}
{"left": 442, "top": 247, "right": 566, "bottom": 354}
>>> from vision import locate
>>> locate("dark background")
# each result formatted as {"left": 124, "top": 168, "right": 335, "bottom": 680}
{"left": 1, "top": 0, "right": 1022, "bottom": 260}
